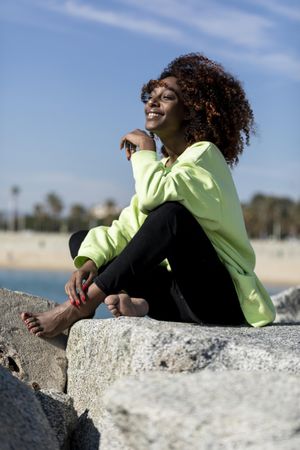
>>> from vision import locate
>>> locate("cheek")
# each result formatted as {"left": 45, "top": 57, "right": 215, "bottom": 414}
{"left": 171, "top": 103, "right": 186, "bottom": 120}
{"left": 171, "top": 107, "right": 186, "bottom": 125}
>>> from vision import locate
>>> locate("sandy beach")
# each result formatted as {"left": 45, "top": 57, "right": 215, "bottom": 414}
{"left": 0, "top": 231, "right": 299, "bottom": 286}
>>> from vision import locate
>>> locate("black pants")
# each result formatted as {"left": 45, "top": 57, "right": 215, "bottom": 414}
{"left": 69, "top": 202, "right": 245, "bottom": 325}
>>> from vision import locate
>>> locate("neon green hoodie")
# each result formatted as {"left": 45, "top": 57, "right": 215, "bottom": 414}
{"left": 75, "top": 141, "right": 276, "bottom": 327}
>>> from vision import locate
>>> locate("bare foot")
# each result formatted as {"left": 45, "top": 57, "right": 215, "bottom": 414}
{"left": 21, "top": 284, "right": 106, "bottom": 338}
{"left": 21, "top": 302, "right": 86, "bottom": 338}
{"left": 104, "top": 293, "right": 149, "bottom": 318}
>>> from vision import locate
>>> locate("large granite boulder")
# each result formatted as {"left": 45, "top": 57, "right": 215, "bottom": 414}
{"left": 35, "top": 390, "right": 78, "bottom": 450}
{"left": 272, "top": 285, "right": 300, "bottom": 323}
{"left": 0, "top": 365, "right": 59, "bottom": 450}
{"left": 104, "top": 370, "right": 300, "bottom": 450}
{"left": 66, "top": 316, "right": 300, "bottom": 448}
{"left": 0, "top": 288, "right": 67, "bottom": 391}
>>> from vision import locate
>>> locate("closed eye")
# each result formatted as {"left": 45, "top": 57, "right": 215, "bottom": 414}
{"left": 142, "top": 92, "right": 177, "bottom": 104}
{"left": 162, "top": 95, "right": 175, "bottom": 101}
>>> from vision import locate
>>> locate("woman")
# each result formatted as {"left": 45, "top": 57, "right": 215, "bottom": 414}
{"left": 22, "top": 53, "right": 276, "bottom": 337}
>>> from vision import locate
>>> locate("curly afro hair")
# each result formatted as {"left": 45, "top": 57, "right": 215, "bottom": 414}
{"left": 141, "top": 53, "right": 255, "bottom": 166}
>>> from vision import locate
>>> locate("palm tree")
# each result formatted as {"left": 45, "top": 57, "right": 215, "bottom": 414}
{"left": 11, "top": 185, "right": 21, "bottom": 231}
{"left": 46, "top": 192, "right": 64, "bottom": 217}
{"left": 33, "top": 203, "right": 47, "bottom": 231}
{"left": 68, "top": 203, "right": 89, "bottom": 231}
{"left": 45, "top": 192, "right": 64, "bottom": 231}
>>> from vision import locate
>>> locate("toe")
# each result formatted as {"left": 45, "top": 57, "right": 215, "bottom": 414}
{"left": 35, "top": 331, "right": 44, "bottom": 338}
{"left": 27, "top": 320, "right": 39, "bottom": 330}
{"left": 25, "top": 317, "right": 37, "bottom": 325}
{"left": 30, "top": 325, "right": 43, "bottom": 335}
{"left": 104, "top": 295, "right": 120, "bottom": 306}
{"left": 107, "top": 304, "right": 116, "bottom": 311}
{"left": 111, "top": 307, "right": 121, "bottom": 317}
{"left": 21, "top": 312, "right": 32, "bottom": 321}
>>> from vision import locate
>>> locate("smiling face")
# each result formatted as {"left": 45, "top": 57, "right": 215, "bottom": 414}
{"left": 144, "top": 76, "right": 187, "bottom": 138}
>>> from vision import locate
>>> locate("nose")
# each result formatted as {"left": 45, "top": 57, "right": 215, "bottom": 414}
{"left": 148, "top": 94, "right": 160, "bottom": 106}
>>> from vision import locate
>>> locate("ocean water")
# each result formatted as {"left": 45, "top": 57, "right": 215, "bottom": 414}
{"left": 0, "top": 269, "right": 112, "bottom": 319}
{"left": 0, "top": 268, "right": 291, "bottom": 320}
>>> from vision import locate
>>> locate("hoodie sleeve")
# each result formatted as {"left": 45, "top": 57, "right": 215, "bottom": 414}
{"left": 74, "top": 195, "right": 147, "bottom": 269}
{"left": 130, "top": 150, "right": 221, "bottom": 230}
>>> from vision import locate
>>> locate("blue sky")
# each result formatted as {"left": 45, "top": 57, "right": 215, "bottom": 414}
{"left": 1, "top": 0, "right": 299, "bottom": 215}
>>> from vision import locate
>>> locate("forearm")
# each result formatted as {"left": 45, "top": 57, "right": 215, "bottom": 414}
{"left": 74, "top": 197, "right": 146, "bottom": 269}
{"left": 131, "top": 150, "right": 178, "bottom": 212}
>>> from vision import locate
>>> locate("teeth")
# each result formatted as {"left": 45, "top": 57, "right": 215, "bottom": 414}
{"left": 148, "top": 113, "right": 161, "bottom": 119}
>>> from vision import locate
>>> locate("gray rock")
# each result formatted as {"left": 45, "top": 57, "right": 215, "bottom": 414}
{"left": 272, "top": 285, "right": 300, "bottom": 323}
{"left": 104, "top": 371, "right": 300, "bottom": 450}
{"left": 0, "top": 288, "right": 68, "bottom": 391}
{"left": 70, "top": 409, "right": 101, "bottom": 450}
{"left": 0, "top": 365, "right": 59, "bottom": 450}
{"left": 35, "top": 390, "right": 78, "bottom": 450}
{"left": 66, "top": 316, "right": 300, "bottom": 447}
{"left": 100, "top": 410, "right": 131, "bottom": 450}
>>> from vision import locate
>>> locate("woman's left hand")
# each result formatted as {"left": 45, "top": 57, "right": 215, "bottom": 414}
{"left": 120, "top": 129, "right": 156, "bottom": 160}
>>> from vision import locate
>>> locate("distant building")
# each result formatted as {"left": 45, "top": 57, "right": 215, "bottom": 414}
{"left": 89, "top": 202, "right": 120, "bottom": 220}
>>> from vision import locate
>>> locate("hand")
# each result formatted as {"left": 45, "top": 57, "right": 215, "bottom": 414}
{"left": 65, "top": 259, "right": 98, "bottom": 307}
{"left": 120, "top": 129, "right": 156, "bottom": 161}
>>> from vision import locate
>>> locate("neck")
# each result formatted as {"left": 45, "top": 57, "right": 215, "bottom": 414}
{"left": 159, "top": 133, "right": 187, "bottom": 164}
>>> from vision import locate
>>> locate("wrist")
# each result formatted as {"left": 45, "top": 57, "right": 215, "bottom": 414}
{"left": 82, "top": 259, "right": 97, "bottom": 272}
{"left": 140, "top": 141, "right": 156, "bottom": 151}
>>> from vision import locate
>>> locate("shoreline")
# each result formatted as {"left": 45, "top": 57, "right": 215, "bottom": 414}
{"left": 0, "top": 265, "right": 296, "bottom": 287}
{"left": 0, "top": 232, "right": 299, "bottom": 286}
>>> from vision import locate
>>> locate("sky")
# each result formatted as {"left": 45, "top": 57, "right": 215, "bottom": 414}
{"left": 0, "top": 0, "right": 299, "bottom": 216}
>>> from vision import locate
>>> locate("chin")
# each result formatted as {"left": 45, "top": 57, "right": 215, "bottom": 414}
{"left": 145, "top": 122, "right": 161, "bottom": 134}
{"left": 145, "top": 123, "right": 155, "bottom": 132}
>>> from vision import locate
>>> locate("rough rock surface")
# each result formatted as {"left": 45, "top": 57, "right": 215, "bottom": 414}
{"left": 0, "top": 288, "right": 68, "bottom": 391}
{"left": 66, "top": 316, "right": 300, "bottom": 447}
{"left": 1, "top": 286, "right": 299, "bottom": 449}
{"left": 35, "top": 390, "right": 78, "bottom": 450}
{"left": 104, "top": 371, "right": 300, "bottom": 450}
{"left": 272, "top": 285, "right": 300, "bottom": 323}
{"left": 0, "top": 365, "right": 59, "bottom": 450}
{"left": 70, "top": 409, "right": 101, "bottom": 450}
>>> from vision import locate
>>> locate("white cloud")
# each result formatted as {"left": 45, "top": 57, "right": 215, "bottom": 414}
{"left": 252, "top": 0, "right": 300, "bottom": 22}
{"left": 3, "top": 0, "right": 300, "bottom": 81}
{"left": 119, "top": 0, "right": 300, "bottom": 81}
{"left": 256, "top": 52, "right": 300, "bottom": 82}
{"left": 220, "top": 49, "right": 300, "bottom": 82}
{"left": 43, "top": 0, "right": 183, "bottom": 40}
{"left": 121, "top": 0, "right": 273, "bottom": 49}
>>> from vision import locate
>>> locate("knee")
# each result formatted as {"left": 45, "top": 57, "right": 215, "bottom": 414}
{"left": 69, "top": 230, "right": 89, "bottom": 259}
{"left": 149, "top": 202, "right": 193, "bottom": 223}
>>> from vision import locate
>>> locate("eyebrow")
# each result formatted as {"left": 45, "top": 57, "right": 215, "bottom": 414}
{"left": 151, "top": 85, "right": 179, "bottom": 96}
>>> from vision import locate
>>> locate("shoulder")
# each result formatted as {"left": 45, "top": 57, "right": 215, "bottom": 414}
{"left": 177, "top": 141, "right": 219, "bottom": 165}
{"left": 174, "top": 142, "right": 227, "bottom": 177}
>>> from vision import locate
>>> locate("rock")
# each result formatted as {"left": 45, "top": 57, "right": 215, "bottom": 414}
{"left": 66, "top": 316, "right": 300, "bottom": 448}
{"left": 104, "top": 370, "right": 300, "bottom": 450}
{"left": 70, "top": 409, "right": 101, "bottom": 450}
{"left": 35, "top": 390, "right": 78, "bottom": 450}
{"left": 272, "top": 285, "right": 300, "bottom": 323}
{"left": 0, "top": 288, "right": 68, "bottom": 391}
{"left": 0, "top": 365, "right": 59, "bottom": 450}
{"left": 100, "top": 408, "right": 135, "bottom": 450}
